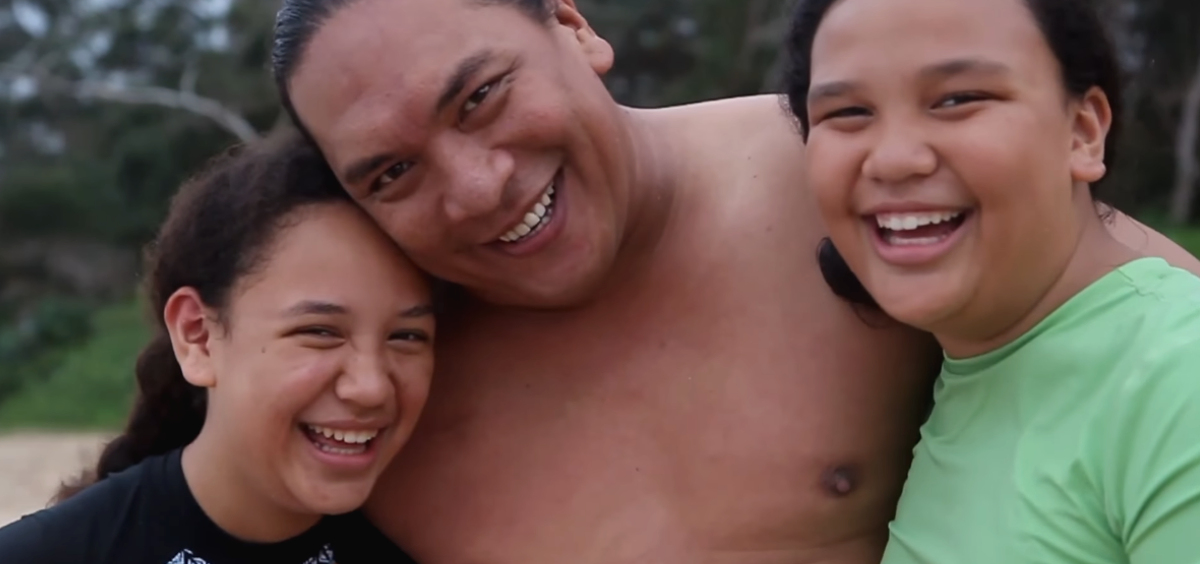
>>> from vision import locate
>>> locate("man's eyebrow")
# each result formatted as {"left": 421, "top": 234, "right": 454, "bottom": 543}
{"left": 284, "top": 300, "right": 348, "bottom": 317}
{"left": 341, "top": 153, "right": 395, "bottom": 187}
{"left": 435, "top": 49, "right": 496, "bottom": 114}
{"left": 338, "top": 50, "right": 497, "bottom": 187}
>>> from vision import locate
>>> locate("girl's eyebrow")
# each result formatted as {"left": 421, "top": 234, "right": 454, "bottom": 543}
{"left": 918, "top": 57, "right": 1012, "bottom": 81}
{"left": 283, "top": 300, "right": 347, "bottom": 317}
{"left": 283, "top": 301, "right": 434, "bottom": 318}
{"left": 400, "top": 304, "right": 435, "bottom": 318}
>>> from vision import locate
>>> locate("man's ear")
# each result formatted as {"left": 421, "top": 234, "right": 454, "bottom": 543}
{"left": 553, "top": 0, "right": 614, "bottom": 75}
{"left": 163, "top": 288, "right": 220, "bottom": 389}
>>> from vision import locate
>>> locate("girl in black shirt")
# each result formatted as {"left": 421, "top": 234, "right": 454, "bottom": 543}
{"left": 0, "top": 134, "right": 430, "bottom": 563}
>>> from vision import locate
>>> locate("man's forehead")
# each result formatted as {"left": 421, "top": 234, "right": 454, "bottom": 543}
{"left": 303, "top": 0, "right": 524, "bottom": 56}
{"left": 286, "top": 0, "right": 550, "bottom": 169}
{"left": 290, "top": 21, "right": 474, "bottom": 154}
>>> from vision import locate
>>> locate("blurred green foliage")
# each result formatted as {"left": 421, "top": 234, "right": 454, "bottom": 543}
{"left": 0, "top": 301, "right": 148, "bottom": 430}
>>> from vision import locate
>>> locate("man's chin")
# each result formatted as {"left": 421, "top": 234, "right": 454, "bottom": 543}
{"left": 465, "top": 276, "right": 606, "bottom": 311}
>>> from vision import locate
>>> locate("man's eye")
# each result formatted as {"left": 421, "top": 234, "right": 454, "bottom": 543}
{"left": 463, "top": 83, "right": 494, "bottom": 114}
{"left": 374, "top": 161, "right": 414, "bottom": 192}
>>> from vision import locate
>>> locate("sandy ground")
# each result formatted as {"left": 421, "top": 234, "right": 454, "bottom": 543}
{"left": 0, "top": 431, "right": 111, "bottom": 526}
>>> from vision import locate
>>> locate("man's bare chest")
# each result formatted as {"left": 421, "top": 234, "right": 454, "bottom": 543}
{"left": 369, "top": 284, "right": 935, "bottom": 563}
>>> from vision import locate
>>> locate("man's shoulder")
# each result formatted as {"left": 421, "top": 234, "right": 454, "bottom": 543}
{"left": 666, "top": 93, "right": 791, "bottom": 117}
{"left": 675, "top": 95, "right": 818, "bottom": 226}
{"left": 670, "top": 94, "right": 803, "bottom": 145}
{"left": 661, "top": 94, "right": 807, "bottom": 189}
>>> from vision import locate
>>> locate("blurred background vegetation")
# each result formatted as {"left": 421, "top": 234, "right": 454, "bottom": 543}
{"left": 0, "top": 0, "right": 1198, "bottom": 429}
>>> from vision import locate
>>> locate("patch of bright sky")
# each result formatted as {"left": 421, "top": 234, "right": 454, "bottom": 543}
{"left": 29, "top": 121, "right": 67, "bottom": 155}
{"left": 7, "top": 76, "right": 37, "bottom": 101}
{"left": 193, "top": 0, "right": 232, "bottom": 51}
{"left": 12, "top": 0, "right": 49, "bottom": 37}
{"left": 134, "top": 0, "right": 231, "bottom": 29}
{"left": 78, "top": 0, "right": 128, "bottom": 16}
{"left": 12, "top": 0, "right": 232, "bottom": 40}
{"left": 135, "top": 0, "right": 172, "bottom": 29}
{"left": 196, "top": 25, "right": 229, "bottom": 50}
{"left": 193, "top": 0, "right": 231, "bottom": 18}
{"left": 69, "top": 31, "right": 115, "bottom": 69}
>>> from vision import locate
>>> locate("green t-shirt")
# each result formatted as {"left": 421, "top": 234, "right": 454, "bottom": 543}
{"left": 881, "top": 257, "right": 1200, "bottom": 564}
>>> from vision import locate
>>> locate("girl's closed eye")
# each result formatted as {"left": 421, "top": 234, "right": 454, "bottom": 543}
{"left": 391, "top": 329, "right": 430, "bottom": 342}
{"left": 934, "top": 91, "right": 993, "bottom": 110}
{"left": 290, "top": 326, "right": 347, "bottom": 348}
{"left": 821, "top": 106, "right": 872, "bottom": 121}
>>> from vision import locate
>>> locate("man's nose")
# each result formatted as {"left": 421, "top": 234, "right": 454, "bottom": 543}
{"left": 861, "top": 120, "right": 938, "bottom": 185}
{"left": 433, "top": 135, "right": 515, "bottom": 224}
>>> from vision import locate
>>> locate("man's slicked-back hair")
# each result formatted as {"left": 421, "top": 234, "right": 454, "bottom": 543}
{"left": 271, "top": 0, "right": 554, "bottom": 139}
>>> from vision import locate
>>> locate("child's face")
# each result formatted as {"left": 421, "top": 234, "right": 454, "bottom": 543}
{"left": 804, "top": 0, "right": 1109, "bottom": 343}
{"left": 203, "top": 202, "right": 435, "bottom": 516}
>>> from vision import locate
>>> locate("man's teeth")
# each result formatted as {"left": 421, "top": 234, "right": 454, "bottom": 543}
{"left": 875, "top": 211, "right": 962, "bottom": 232}
{"left": 306, "top": 425, "right": 378, "bottom": 444}
{"left": 498, "top": 184, "right": 556, "bottom": 243}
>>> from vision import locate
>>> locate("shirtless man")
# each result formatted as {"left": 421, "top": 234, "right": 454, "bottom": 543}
{"left": 272, "top": 1, "right": 1200, "bottom": 562}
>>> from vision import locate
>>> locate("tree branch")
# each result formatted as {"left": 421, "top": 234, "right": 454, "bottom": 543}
{"left": 2, "top": 57, "right": 261, "bottom": 143}
{"left": 68, "top": 79, "right": 260, "bottom": 143}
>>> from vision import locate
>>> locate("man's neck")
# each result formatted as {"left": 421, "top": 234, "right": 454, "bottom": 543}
{"left": 589, "top": 106, "right": 689, "bottom": 301}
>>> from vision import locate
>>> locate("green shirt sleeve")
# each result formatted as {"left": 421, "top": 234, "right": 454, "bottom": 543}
{"left": 1096, "top": 332, "right": 1200, "bottom": 564}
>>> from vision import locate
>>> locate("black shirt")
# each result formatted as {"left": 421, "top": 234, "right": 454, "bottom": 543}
{"left": 0, "top": 449, "right": 416, "bottom": 564}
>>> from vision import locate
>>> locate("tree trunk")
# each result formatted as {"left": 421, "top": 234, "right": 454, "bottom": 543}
{"left": 1169, "top": 45, "right": 1200, "bottom": 225}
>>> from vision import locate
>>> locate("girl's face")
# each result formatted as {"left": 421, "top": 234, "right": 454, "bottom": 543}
{"left": 183, "top": 202, "right": 435, "bottom": 517}
{"left": 804, "top": 0, "right": 1110, "bottom": 347}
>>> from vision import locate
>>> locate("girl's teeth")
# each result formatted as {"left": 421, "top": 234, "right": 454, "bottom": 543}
{"left": 884, "top": 234, "right": 950, "bottom": 246}
{"left": 305, "top": 425, "right": 379, "bottom": 444}
{"left": 316, "top": 443, "right": 366, "bottom": 455}
{"left": 875, "top": 211, "right": 962, "bottom": 231}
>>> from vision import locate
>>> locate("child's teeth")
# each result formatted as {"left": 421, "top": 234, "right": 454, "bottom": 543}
{"left": 305, "top": 425, "right": 379, "bottom": 444}
{"left": 875, "top": 211, "right": 962, "bottom": 232}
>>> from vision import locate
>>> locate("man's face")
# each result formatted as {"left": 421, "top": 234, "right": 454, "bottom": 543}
{"left": 289, "top": 0, "right": 635, "bottom": 309}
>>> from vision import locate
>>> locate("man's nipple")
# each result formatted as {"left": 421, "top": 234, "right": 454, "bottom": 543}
{"left": 820, "top": 465, "right": 858, "bottom": 497}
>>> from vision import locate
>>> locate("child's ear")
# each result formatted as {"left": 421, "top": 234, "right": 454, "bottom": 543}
{"left": 163, "top": 288, "right": 220, "bottom": 388}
